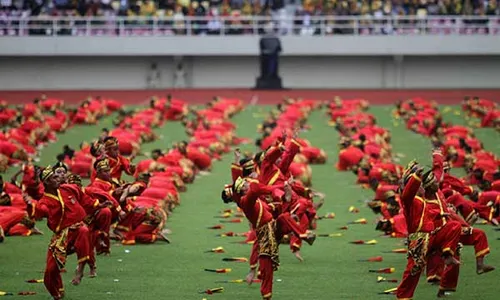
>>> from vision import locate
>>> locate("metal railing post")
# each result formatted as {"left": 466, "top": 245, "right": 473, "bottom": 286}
{"left": 3, "top": 15, "right": 500, "bottom": 37}
{"left": 86, "top": 17, "right": 91, "bottom": 36}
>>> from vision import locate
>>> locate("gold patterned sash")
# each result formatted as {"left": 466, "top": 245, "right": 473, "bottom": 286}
{"left": 49, "top": 228, "right": 69, "bottom": 270}
{"left": 256, "top": 220, "right": 280, "bottom": 271}
{"left": 407, "top": 232, "right": 430, "bottom": 276}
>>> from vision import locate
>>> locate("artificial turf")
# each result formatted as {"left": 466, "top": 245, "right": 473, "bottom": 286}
{"left": 0, "top": 104, "right": 498, "bottom": 300}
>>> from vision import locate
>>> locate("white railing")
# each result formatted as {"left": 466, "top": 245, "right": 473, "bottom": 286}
{"left": 0, "top": 15, "right": 499, "bottom": 37}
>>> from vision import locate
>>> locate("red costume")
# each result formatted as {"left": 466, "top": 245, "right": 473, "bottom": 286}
{"left": 27, "top": 184, "right": 95, "bottom": 299}
{"left": 396, "top": 174, "right": 461, "bottom": 299}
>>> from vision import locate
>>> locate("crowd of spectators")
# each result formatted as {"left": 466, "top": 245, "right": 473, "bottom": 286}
{"left": 1, "top": 0, "right": 499, "bottom": 35}
{"left": 0, "top": 0, "right": 499, "bottom": 17}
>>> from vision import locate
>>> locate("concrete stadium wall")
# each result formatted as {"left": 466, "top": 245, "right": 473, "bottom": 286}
{"left": 1, "top": 56, "right": 500, "bottom": 90}
{"left": 2, "top": 36, "right": 500, "bottom": 56}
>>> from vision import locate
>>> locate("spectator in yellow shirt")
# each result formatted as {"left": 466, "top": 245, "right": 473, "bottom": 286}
{"left": 140, "top": 0, "right": 157, "bottom": 16}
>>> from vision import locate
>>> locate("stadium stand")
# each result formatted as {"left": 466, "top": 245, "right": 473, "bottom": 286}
{"left": 1, "top": 0, "right": 500, "bottom": 36}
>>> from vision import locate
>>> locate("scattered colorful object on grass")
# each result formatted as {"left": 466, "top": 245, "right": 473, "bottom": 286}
{"left": 349, "top": 206, "right": 360, "bottom": 213}
{"left": 208, "top": 225, "right": 224, "bottom": 230}
{"left": 217, "top": 213, "right": 232, "bottom": 219}
{"left": 377, "top": 276, "right": 398, "bottom": 283}
{"left": 220, "top": 218, "right": 242, "bottom": 223}
{"left": 205, "top": 247, "right": 225, "bottom": 253}
{"left": 348, "top": 218, "right": 367, "bottom": 224}
{"left": 339, "top": 226, "right": 349, "bottom": 230}
{"left": 215, "top": 279, "right": 262, "bottom": 284}
{"left": 17, "top": 292, "right": 37, "bottom": 296}
{"left": 350, "top": 240, "right": 377, "bottom": 245}
{"left": 369, "top": 268, "right": 395, "bottom": 274}
{"left": 359, "top": 256, "right": 383, "bottom": 262}
{"left": 198, "top": 287, "right": 224, "bottom": 295}
{"left": 204, "top": 268, "right": 232, "bottom": 274}
{"left": 0, "top": 291, "right": 13, "bottom": 296}
{"left": 25, "top": 279, "right": 43, "bottom": 283}
{"left": 378, "top": 287, "right": 398, "bottom": 295}
{"left": 382, "top": 248, "right": 407, "bottom": 254}
{"left": 216, "top": 232, "right": 246, "bottom": 237}
{"left": 232, "top": 240, "right": 255, "bottom": 245}
{"left": 317, "top": 213, "right": 336, "bottom": 220}
{"left": 318, "top": 233, "right": 343, "bottom": 237}
{"left": 222, "top": 257, "right": 248, "bottom": 262}
{"left": 221, "top": 209, "right": 233, "bottom": 214}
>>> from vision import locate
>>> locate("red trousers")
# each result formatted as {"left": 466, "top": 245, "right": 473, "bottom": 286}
{"left": 122, "top": 210, "right": 163, "bottom": 245}
{"left": 135, "top": 224, "right": 160, "bottom": 243}
{"left": 90, "top": 208, "right": 112, "bottom": 256}
{"left": 121, "top": 211, "right": 146, "bottom": 245}
{"left": 0, "top": 209, "right": 28, "bottom": 235}
{"left": 427, "top": 228, "right": 490, "bottom": 291}
{"left": 44, "top": 225, "right": 92, "bottom": 298}
{"left": 289, "top": 214, "right": 309, "bottom": 252}
{"left": 396, "top": 221, "right": 461, "bottom": 299}
{"left": 255, "top": 213, "right": 307, "bottom": 299}
{"left": 259, "top": 256, "right": 273, "bottom": 299}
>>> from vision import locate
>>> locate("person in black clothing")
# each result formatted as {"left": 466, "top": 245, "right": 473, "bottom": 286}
{"left": 259, "top": 24, "right": 282, "bottom": 79}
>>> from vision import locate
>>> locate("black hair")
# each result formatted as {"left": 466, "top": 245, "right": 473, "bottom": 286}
{"left": 56, "top": 154, "right": 65, "bottom": 162}
{"left": 102, "top": 128, "right": 109, "bottom": 133}
{"left": 255, "top": 139, "right": 262, "bottom": 148}
{"left": 90, "top": 142, "right": 101, "bottom": 157}
{"left": 369, "top": 178, "right": 379, "bottom": 191}
{"left": 472, "top": 168, "right": 484, "bottom": 180}
{"left": 386, "top": 195, "right": 398, "bottom": 207}
{"left": 375, "top": 220, "right": 391, "bottom": 232}
{"left": 239, "top": 158, "right": 254, "bottom": 177}
{"left": 254, "top": 152, "right": 264, "bottom": 166}
{"left": 221, "top": 189, "right": 232, "bottom": 204}
{"left": 151, "top": 149, "right": 163, "bottom": 158}
{"left": 103, "top": 136, "right": 117, "bottom": 144}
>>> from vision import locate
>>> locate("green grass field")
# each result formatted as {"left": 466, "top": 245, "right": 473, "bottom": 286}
{"left": 0, "top": 105, "right": 499, "bottom": 300}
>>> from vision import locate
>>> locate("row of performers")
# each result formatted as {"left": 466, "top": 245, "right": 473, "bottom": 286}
{"left": 329, "top": 97, "right": 497, "bottom": 299}
{"left": 0, "top": 96, "right": 246, "bottom": 300}
{"left": 220, "top": 98, "right": 329, "bottom": 300}
{"left": 0, "top": 95, "right": 127, "bottom": 173}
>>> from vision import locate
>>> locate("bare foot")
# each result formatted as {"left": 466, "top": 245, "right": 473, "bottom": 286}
{"left": 246, "top": 269, "right": 256, "bottom": 285}
{"left": 89, "top": 266, "right": 97, "bottom": 278}
{"left": 157, "top": 232, "right": 171, "bottom": 244}
{"left": 294, "top": 251, "right": 304, "bottom": 262}
{"left": 31, "top": 226, "right": 44, "bottom": 235}
{"left": 477, "top": 265, "right": 495, "bottom": 275}
{"left": 427, "top": 276, "right": 440, "bottom": 285}
{"left": 314, "top": 199, "right": 325, "bottom": 210}
{"left": 437, "top": 290, "right": 448, "bottom": 298}
{"left": 71, "top": 266, "right": 84, "bottom": 285}
{"left": 491, "top": 219, "right": 499, "bottom": 226}
{"left": 443, "top": 256, "right": 460, "bottom": 266}
{"left": 304, "top": 232, "right": 316, "bottom": 246}
{"left": 110, "top": 230, "right": 124, "bottom": 241}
